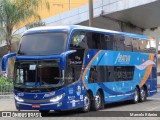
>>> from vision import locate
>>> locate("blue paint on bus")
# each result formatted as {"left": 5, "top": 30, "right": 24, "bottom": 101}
{"left": 1, "top": 25, "right": 157, "bottom": 112}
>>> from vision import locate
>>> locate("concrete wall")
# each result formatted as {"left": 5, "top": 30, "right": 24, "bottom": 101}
{"left": 143, "top": 27, "right": 160, "bottom": 50}
{"left": 79, "top": 16, "right": 142, "bottom": 34}
{"left": 13, "top": 0, "right": 158, "bottom": 35}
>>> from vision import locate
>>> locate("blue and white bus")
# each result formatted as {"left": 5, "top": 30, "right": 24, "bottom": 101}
{"left": 2, "top": 25, "right": 157, "bottom": 113}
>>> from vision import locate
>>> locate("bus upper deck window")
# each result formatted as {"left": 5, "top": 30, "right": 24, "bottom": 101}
{"left": 71, "top": 31, "right": 88, "bottom": 49}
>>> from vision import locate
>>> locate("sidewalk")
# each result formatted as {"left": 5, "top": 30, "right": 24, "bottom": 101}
{"left": 0, "top": 94, "right": 13, "bottom": 99}
{"left": 0, "top": 95, "right": 16, "bottom": 111}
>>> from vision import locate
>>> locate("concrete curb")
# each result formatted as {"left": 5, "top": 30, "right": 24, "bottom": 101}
{"left": 0, "top": 95, "right": 13, "bottom": 99}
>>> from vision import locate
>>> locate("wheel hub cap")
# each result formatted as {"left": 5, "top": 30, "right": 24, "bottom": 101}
{"left": 95, "top": 95, "right": 101, "bottom": 108}
{"left": 84, "top": 96, "right": 89, "bottom": 110}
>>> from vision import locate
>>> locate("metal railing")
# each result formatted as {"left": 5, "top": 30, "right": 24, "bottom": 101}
{"left": 0, "top": 84, "right": 13, "bottom": 95}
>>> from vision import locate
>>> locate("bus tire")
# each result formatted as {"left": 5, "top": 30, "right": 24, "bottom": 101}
{"left": 92, "top": 91, "right": 102, "bottom": 111}
{"left": 132, "top": 87, "right": 139, "bottom": 104}
{"left": 139, "top": 86, "right": 147, "bottom": 102}
{"left": 81, "top": 92, "right": 91, "bottom": 112}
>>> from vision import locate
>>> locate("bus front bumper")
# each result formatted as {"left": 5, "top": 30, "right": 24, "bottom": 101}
{"left": 15, "top": 101, "right": 66, "bottom": 110}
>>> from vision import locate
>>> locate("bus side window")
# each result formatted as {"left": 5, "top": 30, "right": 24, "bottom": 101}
{"left": 86, "top": 32, "right": 92, "bottom": 49}
{"left": 145, "top": 41, "right": 151, "bottom": 53}
{"left": 89, "top": 66, "right": 98, "bottom": 83}
{"left": 100, "top": 34, "right": 109, "bottom": 50}
{"left": 87, "top": 32, "right": 101, "bottom": 49}
{"left": 138, "top": 39, "right": 153, "bottom": 53}
{"left": 106, "top": 66, "right": 115, "bottom": 82}
{"left": 89, "top": 66, "right": 106, "bottom": 83}
{"left": 100, "top": 34, "right": 115, "bottom": 50}
{"left": 143, "top": 40, "right": 150, "bottom": 53}
{"left": 124, "top": 37, "right": 132, "bottom": 52}
{"left": 115, "top": 36, "right": 125, "bottom": 51}
{"left": 131, "top": 38, "right": 138, "bottom": 52}
{"left": 92, "top": 33, "right": 101, "bottom": 49}
{"left": 97, "top": 66, "right": 106, "bottom": 82}
{"left": 114, "top": 66, "right": 134, "bottom": 81}
{"left": 102, "top": 35, "right": 116, "bottom": 50}
{"left": 149, "top": 40, "right": 156, "bottom": 53}
{"left": 70, "top": 31, "right": 88, "bottom": 49}
{"left": 139, "top": 40, "right": 146, "bottom": 52}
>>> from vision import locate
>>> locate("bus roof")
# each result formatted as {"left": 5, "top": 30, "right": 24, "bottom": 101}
{"left": 24, "top": 25, "right": 154, "bottom": 41}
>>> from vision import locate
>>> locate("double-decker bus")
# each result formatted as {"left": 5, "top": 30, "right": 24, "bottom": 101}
{"left": 2, "top": 25, "right": 157, "bottom": 113}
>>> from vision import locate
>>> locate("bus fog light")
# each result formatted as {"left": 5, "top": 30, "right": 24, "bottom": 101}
{"left": 50, "top": 93, "right": 65, "bottom": 102}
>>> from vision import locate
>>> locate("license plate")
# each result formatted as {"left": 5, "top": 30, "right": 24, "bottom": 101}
{"left": 32, "top": 104, "right": 40, "bottom": 108}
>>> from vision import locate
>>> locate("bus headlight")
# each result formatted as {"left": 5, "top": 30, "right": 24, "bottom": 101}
{"left": 14, "top": 95, "right": 24, "bottom": 102}
{"left": 50, "top": 93, "right": 65, "bottom": 102}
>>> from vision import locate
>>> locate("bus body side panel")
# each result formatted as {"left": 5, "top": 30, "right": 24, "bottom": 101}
{"left": 147, "top": 65, "right": 157, "bottom": 97}
{"left": 65, "top": 81, "right": 85, "bottom": 110}
{"left": 82, "top": 50, "right": 157, "bottom": 104}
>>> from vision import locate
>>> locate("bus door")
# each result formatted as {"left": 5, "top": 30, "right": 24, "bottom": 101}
{"left": 65, "top": 48, "right": 85, "bottom": 108}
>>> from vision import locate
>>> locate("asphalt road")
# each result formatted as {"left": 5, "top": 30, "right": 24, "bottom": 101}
{"left": 0, "top": 89, "right": 160, "bottom": 120}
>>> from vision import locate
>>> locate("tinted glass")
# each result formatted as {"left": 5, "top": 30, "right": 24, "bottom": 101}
{"left": 70, "top": 30, "right": 154, "bottom": 53}
{"left": 115, "top": 36, "right": 125, "bottom": 51}
{"left": 14, "top": 60, "right": 64, "bottom": 88}
{"left": 70, "top": 31, "right": 101, "bottom": 49}
{"left": 150, "top": 40, "right": 156, "bottom": 53}
{"left": 114, "top": 66, "right": 135, "bottom": 81}
{"left": 18, "top": 32, "right": 68, "bottom": 56}
{"left": 124, "top": 37, "right": 132, "bottom": 51}
{"left": 70, "top": 31, "right": 88, "bottom": 49}
{"left": 88, "top": 66, "right": 135, "bottom": 83}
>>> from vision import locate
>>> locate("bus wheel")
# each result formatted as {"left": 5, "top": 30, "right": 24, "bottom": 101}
{"left": 92, "top": 91, "right": 102, "bottom": 111}
{"left": 82, "top": 92, "right": 91, "bottom": 112}
{"left": 140, "top": 87, "right": 147, "bottom": 102}
{"left": 39, "top": 110, "right": 50, "bottom": 114}
{"left": 132, "top": 87, "right": 139, "bottom": 104}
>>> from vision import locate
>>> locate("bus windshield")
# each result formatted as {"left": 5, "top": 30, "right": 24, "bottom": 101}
{"left": 18, "top": 32, "right": 68, "bottom": 56}
{"left": 14, "top": 60, "right": 64, "bottom": 88}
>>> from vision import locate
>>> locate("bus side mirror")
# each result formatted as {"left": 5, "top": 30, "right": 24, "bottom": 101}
{"left": 1, "top": 53, "right": 16, "bottom": 76}
{"left": 60, "top": 50, "right": 76, "bottom": 69}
